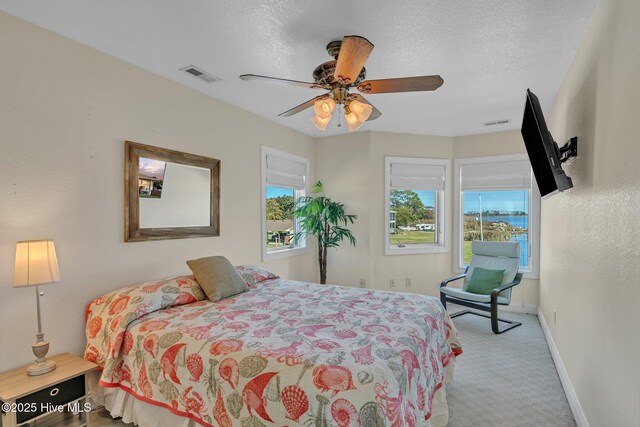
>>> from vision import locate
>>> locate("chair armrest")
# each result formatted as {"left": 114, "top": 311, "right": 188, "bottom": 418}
{"left": 440, "top": 268, "right": 468, "bottom": 288}
{"left": 490, "top": 272, "right": 524, "bottom": 299}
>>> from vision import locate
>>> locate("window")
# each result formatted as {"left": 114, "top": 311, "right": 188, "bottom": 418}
{"left": 261, "top": 146, "right": 309, "bottom": 260}
{"left": 384, "top": 156, "right": 449, "bottom": 255}
{"left": 454, "top": 154, "right": 540, "bottom": 277}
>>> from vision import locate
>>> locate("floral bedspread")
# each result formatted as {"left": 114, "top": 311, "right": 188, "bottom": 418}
{"left": 85, "top": 276, "right": 462, "bottom": 427}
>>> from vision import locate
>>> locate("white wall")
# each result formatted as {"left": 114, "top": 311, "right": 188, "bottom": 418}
{"left": 540, "top": 0, "right": 640, "bottom": 424}
{"left": 0, "top": 12, "right": 317, "bottom": 372}
{"left": 315, "top": 132, "right": 372, "bottom": 288}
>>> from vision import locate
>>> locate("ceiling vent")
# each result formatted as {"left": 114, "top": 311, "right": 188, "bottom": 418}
{"left": 483, "top": 119, "right": 511, "bottom": 127}
{"left": 180, "top": 65, "right": 221, "bottom": 83}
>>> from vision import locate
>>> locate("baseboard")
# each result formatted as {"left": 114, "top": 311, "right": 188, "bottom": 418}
{"left": 500, "top": 303, "right": 538, "bottom": 315}
{"left": 538, "top": 308, "right": 589, "bottom": 427}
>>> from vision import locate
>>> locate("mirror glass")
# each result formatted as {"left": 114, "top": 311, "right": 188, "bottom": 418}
{"left": 139, "top": 158, "right": 211, "bottom": 228}
{"left": 125, "top": 141, "right": 220, "bottom": 242}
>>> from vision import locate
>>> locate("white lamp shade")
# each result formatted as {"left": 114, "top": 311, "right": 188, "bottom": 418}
{"left": 313, "top": 98, "right": 336, "bottom": 118}
{"left": 14, "top": 240, "right": 61, "bottom": 287}
{"left": 311, "top": 115, "right": 331, "bottom": 131}
{"left": 349, "top": 100, "right": 373, "bottom": 122}
{"left": 345, "top": 111, "right": 364, "bottom": 131}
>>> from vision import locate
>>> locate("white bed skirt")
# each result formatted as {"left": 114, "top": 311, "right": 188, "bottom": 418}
{"left": 88, "top": 360, "right": 454, "bottom": 427}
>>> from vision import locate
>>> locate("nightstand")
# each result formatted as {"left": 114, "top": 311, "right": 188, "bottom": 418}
{"left": 0, "top": 353, "right": 96, "bottom": 427}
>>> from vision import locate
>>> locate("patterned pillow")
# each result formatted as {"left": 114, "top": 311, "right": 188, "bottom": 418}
{"left": 235, "top": 265, "right": 279, "bottom": 286}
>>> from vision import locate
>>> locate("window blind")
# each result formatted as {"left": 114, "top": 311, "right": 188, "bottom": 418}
{"left": 390, "top": 162, "right": 446, "bottom": 190}
{"left": 460, "top": 160, "right": 532, "bottom": 191}
{"left": 265, "top": 153, "right": 306, "bottom": 190}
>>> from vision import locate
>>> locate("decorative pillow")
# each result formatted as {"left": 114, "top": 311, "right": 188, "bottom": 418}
{"left": 187, "top": 256, "right": 249, "bottom": 301}
{"left": 235, "top": 264, "right": 279, "bottom": 286}
{"left": 466, "top": 267, "right": 505, "bottom": 295}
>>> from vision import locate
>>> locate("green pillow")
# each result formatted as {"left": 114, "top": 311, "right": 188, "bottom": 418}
{"left": 186, "top": 256, "right": 248, "bottom": 302}
{"left": 466, "top": 267, "right": 505, "bottom": 295}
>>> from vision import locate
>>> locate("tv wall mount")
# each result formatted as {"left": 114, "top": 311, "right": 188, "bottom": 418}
{"left": 556, "top": 136, "right": 578, "bottom": 163}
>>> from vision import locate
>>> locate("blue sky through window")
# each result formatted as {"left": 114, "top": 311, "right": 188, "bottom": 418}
{"left": 266, "top": 186, "right": 294, "bottom": 198}
{"left": 415, "top": 190, "right": 436, "bottom": 207}
{"left": 463, "top": 190, "right": 528, "bottom": 213}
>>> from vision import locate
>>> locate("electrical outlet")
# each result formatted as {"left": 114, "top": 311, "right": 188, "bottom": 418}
{"left": 389, "top": 279, "right": 395, "bottom": 288}
{"left": 359, "top": 279, "right": 366, "bottom": 288}
{"left": 553, "top": 309, "right": 557, "bottom": 325}
{"left": 405, "top": 278, "right": 411, "bottom": 287}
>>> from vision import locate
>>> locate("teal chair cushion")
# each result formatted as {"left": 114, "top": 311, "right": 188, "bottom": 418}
{"left": 462, "top": 241, "right": 520, "bottom": 303}
{"left": 466, "top": 267, "right": 505, "bottom": 295}
{"left": 440, "top": 286, "right": 510, "bottom": 305}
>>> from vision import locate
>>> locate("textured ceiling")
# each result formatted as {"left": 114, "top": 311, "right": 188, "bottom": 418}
{"left": 0, "top": 0, "right": 597, "bottom": 137}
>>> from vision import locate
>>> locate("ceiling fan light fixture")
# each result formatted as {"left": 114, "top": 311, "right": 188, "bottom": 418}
{"left": 241, "top": 34, "right": 445, "bottom": 132}
{"left": 313, "top": 98, "right": 336, "bottom": 118}
{"left": 311, "top": 115, "right": 331, "bottom": 131}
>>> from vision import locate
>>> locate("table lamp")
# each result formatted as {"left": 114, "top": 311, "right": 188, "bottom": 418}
{"left": 13, "top": 240, "right": 61, "bottom": 376}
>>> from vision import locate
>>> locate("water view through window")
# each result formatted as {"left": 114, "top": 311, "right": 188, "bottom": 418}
{"left": 463, "top": 190, "right": 529, "bottom": 268}
{"left": 389, "top": 189, "right": 437, "bottom": 246}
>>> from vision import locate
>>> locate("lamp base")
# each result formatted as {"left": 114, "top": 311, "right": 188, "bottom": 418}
{"left": 27, "top": 359, "right": 56, "bottom": 376}
{"left": 27, "top": 339, "right": 56, "bottom": 376}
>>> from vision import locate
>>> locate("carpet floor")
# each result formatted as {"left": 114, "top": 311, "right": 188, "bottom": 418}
{"left": 86, "top": 306, "right": 575, "bottom": 427}
{"left": 446, "top": 305, "right": 575, "bottom": 427}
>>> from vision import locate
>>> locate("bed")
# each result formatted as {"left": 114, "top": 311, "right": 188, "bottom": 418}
{"left": 85, "top": 267, "right": 462, "bottom": 427}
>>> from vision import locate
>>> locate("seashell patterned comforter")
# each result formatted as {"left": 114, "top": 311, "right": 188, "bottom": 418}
{"left": 85, "top": 275, "right": 462, "bottom": 427}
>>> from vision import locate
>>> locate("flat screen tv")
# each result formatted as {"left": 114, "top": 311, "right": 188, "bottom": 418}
{"left": 521, "top": 89, "right": 577, "bottom": 198}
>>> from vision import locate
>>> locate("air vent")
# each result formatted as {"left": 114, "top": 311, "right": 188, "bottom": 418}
{"left": 180, "top": 65, "right": 221, "bottom": 83}
{"left": 483, "top": 119, "right": 511, "bottom": 127}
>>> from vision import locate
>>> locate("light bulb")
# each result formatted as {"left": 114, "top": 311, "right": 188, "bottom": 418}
{"left": 313, "top": 98, "right": 336, "bottom": 118}
{"left": 311, "top": 115, "right": 331, "bottom": 131}
{"left": 349, "top": 100, "right": 373, "bottom": 122}
{"left": 344, "top": 111, "right": 364, "bottom": 131}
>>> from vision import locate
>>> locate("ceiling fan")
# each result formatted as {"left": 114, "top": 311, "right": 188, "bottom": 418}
{"left": 240, "top": 35, "right": 444, "bottom": 131}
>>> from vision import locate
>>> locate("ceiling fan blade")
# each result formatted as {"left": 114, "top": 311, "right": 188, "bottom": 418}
{"left": 278, "top": 94, "right": 330, "bottom": 117}
{"left": 334, "top": 36, "right": 374, "bottom": 85}
{"left": 240, "top": 74, "right": 329, "bottom": 90}
{"left": 357, "top": 75, "right": 444, "bottom": 94}
{"left": 350, "top": 93, "right": 382, "bottom": 121}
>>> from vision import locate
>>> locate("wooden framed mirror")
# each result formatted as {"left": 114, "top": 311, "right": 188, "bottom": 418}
{"left": 125, "top": 141, "right": 220, "bottom": 242}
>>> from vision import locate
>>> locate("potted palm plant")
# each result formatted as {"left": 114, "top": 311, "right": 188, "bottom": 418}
{"left": 294, "top": 181, "right": 357, "bottom": 284}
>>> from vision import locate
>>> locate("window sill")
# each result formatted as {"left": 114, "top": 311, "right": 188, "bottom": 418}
{"left": 263, "top": 245, "right": 309, "bottom": 261}
{"left": 385, "top": 245, "right": 449, "bottom": 256}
